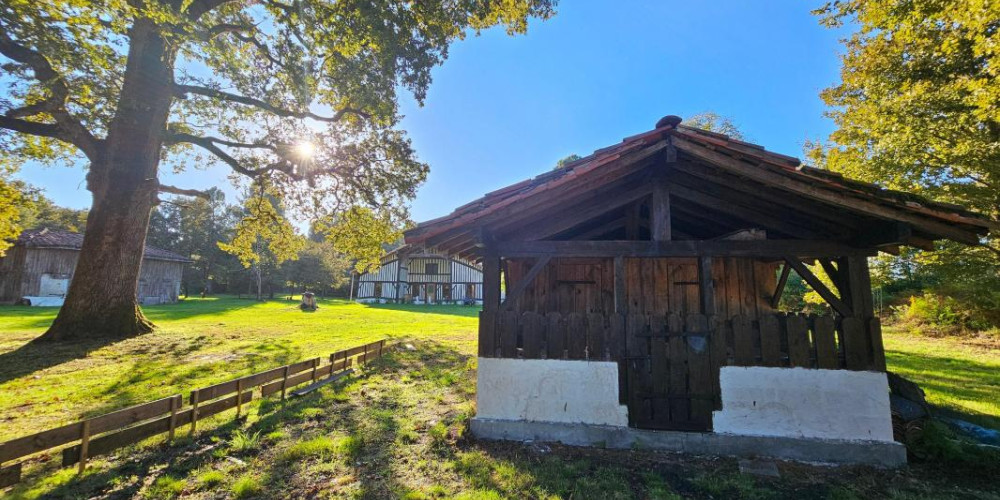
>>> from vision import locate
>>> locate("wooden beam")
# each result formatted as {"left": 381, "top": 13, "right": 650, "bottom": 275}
{"left": 667, "top": 183, "right": 829, "bottom": 239}
{"left": 672, "top": 135, "right": 984, "bottom": 244}
{"left": 819, "top": 259, "right": 845, "bottom": 299}
{"left": 770, "top": 263, "right": 790, "bottom": 309}
{"left": 499, "top": 182, "right": 654, "bottom": 242}
{"left": 569, "top": 216, "right": 627, "bottom": 240}
{"left": 407, "top": 140, "right": 670, "bottom": 244}
{"left": 783, "top": 257, "right": 853, "bottom": 317}
{"left": 496, "top": 240, "right": 875, "bottom": 258}
{"left": 856, "top": 222, "right": 912, "bottom": 248}
{"left": 669, "top": 161, "right": 865, "bottom": 229}
{"left": 500, "top": 256, "right": 551, "bottom": 311}
{"left": 651, "top": 181, "right": 671, "bottom": 241}
{"left": 478, "top": 252, "right": 501, "bottom": 357}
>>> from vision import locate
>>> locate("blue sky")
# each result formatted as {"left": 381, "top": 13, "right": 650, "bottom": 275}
{"left": 16, "top": 0, "right": 851, "bottom": 223}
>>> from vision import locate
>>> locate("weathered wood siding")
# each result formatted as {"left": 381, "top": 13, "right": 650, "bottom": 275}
{"left": 0, "top": 247, "right": 185, "bottom": 303}
{"left": 136, "top": 260, "right": 185, "bottom": 305}
{"left": 505, "top": 257, "right": 776, "bottom": 317}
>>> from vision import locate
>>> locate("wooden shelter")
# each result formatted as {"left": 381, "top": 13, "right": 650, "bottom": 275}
{"left": 355, "top": 245, "right": 483, "bottom": 305}
{"left": 404, "top": 115, "right": 995, "bottom": 463}
{"left": 0, "top": 228, "right": 192, "bottom": 305}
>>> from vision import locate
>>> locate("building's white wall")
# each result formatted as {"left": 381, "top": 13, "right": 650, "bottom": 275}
{"left": 477, "top": 358, "right": 628, "bottom": 427}
{"left": 713, "top": 367, "right": 894, "bottom": 442}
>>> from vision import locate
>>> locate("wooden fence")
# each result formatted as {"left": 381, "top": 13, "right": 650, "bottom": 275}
{"left": 0, "top": 339, "right": 392, "bottom": 489}
{"left": 485, "top": 310, "right": 886, "bottom": 372}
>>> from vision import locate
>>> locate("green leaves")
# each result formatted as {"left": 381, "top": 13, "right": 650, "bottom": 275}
{"left": 3, "top": 0, "right": 556, "bottom": 274}
{"left": 813, "top": 0, "right": 1000, "bottom": 217}
{"left": 219, "top": 184, "right": 305, "bottom": 268}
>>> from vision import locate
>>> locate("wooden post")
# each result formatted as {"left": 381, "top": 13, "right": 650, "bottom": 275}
{"left": 235, "top": 378, "right": 243, "bottom": 418}
{"left": 348, "top": 272, "right": 355, "bottom": 301}
{"left": 479, "top": 252, "right": 501, "bottom": 357}
{"left": 651, "top": 182, "right": 671, "bottom": 241}
{"left": 311, "top": 358, "right": 319, "bottom": 383}
{"left": 77, "top": 420, "right": 90, "bottom": 474}
{"left": 167, "top": 396, "right": 178, "bottom": 442}
{"left": 190, "top": 392, "right": 200, "bottom": 434}
{"left": 698, "top": 256, "right": 715, "bottom": 315}
{"left": 770, "top": 263, "right": 791, "bottom": 309}
{"left": 280, "top": 365, "right": 290, "bottom": 400}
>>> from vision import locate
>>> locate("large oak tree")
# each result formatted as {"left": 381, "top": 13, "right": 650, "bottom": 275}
{"left": 0, "top": 0, "right": 554, "bottom": 341}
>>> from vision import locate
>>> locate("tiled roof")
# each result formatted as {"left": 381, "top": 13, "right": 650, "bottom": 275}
{"left": 15, "top": 228, "right": 193, "bottom": 263}
{"left": 405, "top": 115, "right": 996, "bottom": 251}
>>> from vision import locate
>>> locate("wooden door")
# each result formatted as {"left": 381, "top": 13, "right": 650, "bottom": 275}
{"left": 623, "top": 258, "right": 717, "bottom": 431}
{"left": 625, "top": 312, "right": 715, "bottom": 431}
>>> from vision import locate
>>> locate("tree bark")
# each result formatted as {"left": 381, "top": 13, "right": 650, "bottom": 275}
{"left": 38, "top": 20, "right": 176, "bottom": 341}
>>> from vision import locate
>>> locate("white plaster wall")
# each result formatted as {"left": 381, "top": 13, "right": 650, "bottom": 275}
{"left": 713, "top": 367, "right": 894, "bottom": 442}
{"left": 477, "top": 358, "right": 629, "bottom": 427}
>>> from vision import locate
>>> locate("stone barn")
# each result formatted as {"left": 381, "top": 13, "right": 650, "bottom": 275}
{"left": 355, "top": 245, "right": 483, "bottom": 304}
{"left": 0, "top": 228, "right": 192, "bottom": 306}
{"left": 403, "top": 115, "right": 996, "bottom": 466}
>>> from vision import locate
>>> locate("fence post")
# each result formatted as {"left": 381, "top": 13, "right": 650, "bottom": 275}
{"left": 311, "top": 358, "right": 319, "bottom": 383}
{"left": 280, "top": 365, "right": 290, "bottom": 400}
{"left": 236, "top": 378, "right": 244, "bottom": 418}
{"left": 167, "top": 396, "right": 178, "bottom": 442}
{"left": 190, "top": 391, "right": 200, "bottom": 434}
{"left": 378, "top": 339, "right": 385, "bottom": 358}
{"left": 77, "top": 420, "right": 90, "bottom": 475}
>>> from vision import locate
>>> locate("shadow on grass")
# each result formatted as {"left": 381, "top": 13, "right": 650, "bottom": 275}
{"left": 362, "top": 302, "right": 481, "bottom": 318}
{"left": 0, "top": 336, "right": 125, "bottom": 385}
{"left": 887, "top": 349, "right": 1000, "bottom": 429}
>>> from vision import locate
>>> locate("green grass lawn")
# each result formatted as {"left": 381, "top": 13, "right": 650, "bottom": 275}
{"left": 0, "top": 296, "right": 478, "bottom": 441}
{"left": 1, "top": 298, "right": 998, "bottom": 499}
{"left": 883, "top": 326, "right": 1000, "bottom": 430}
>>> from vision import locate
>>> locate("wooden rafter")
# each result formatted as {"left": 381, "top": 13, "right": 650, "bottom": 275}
{"left": 783, "top": 257, "right": 853, "bottom": 317}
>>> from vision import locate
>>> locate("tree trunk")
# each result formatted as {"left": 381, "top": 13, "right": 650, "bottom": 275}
{"left": 39, "top": 20, "right": 176, "bottom": 341}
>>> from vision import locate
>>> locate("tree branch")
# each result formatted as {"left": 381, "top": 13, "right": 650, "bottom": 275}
{"left": 0, "top": 31, "right": 101, "bottom": 159}
{"left": 157, "top": 182, "right": 213, "bottom": 199}
{"left": 173, "top": 84, "right": 369, "bottom": 123}
{"left": 0, "top": 115, "right": 64, "bottom": 140}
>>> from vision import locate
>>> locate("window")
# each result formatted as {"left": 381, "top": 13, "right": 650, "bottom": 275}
{"left": 425, "top": 262, "right": 439, "bottom": 275}
{"left": 442, "top": 283, "right": 452, "bottom": 301}
{"left": 373, "top": 282, "right": 382, "bottom": 297}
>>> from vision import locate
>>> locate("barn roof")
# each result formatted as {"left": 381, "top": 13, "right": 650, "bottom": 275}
{"left": 15, "top": 228, "right": 193, "bottom": 263}
{"left": 405, "top": 115, "right": 996, "bottom": 258}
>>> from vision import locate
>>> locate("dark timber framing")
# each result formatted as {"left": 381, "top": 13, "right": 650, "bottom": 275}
{"left": 405, "top": 115, "right": 996, "bottom": 432}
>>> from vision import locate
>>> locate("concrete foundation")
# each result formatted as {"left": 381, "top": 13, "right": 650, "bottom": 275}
{"left": 476, "top": 358, "right": 628, "bottom": 426}
{"left": 713, "top": 366, "right": 895, "bottom": 442}
{"left": 470, "top": 418, "right": 907, "bottom": 468}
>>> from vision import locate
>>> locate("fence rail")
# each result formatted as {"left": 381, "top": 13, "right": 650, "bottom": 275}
{"left": 0, "top": 339, "right": 392, "bottom": 488}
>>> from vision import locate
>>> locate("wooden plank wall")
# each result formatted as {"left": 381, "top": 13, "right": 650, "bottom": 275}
{"left": 505, "top": 257, "right": 777, "bottom": 318}
{"left": 489, "top": 310, "right": 879, "bottom": 370}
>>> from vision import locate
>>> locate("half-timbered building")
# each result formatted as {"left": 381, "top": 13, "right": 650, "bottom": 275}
{"left": 354, "top": 246, "right": 483, "bottom": 304}
{"left": 404, "top": 115, "right": 996, "bottom": 466}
